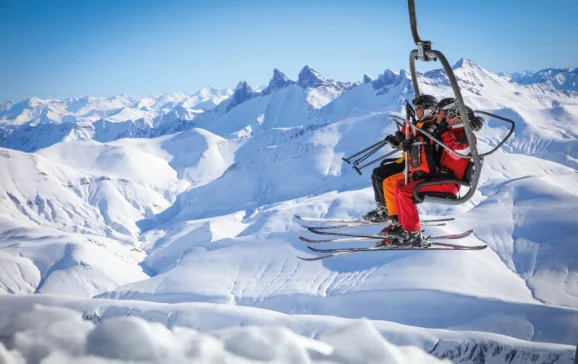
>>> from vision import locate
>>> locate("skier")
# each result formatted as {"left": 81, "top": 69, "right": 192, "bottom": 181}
{"left": 362, "top": 132, "right": 405, "bottom": 223}
{"left": 378, "top": 94, "right": 440, "bottom": 226}
{"left": 387, "top": 101, "right": 482, "bottom": 247}
{"left": 437, "top": 98, "right": 484, "bottom": 138}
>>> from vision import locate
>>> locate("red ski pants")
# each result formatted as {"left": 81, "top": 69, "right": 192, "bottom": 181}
{"left": 395, "top": 179, "right": 459, "bottom": 232}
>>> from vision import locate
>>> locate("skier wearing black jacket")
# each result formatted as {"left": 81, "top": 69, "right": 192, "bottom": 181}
{"left": 363, "top": 94, "right": 439, "bottom": 223}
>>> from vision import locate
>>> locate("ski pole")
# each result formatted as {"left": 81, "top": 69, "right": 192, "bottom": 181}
{"left": 353, "top": 150, "right": 399, "bottom": 174}
{"left": 342, "top": 139, "right": 388, "bottom": 164}
{"left": 352, "top": 140, "right": 389, "bottom": 166}
{"left": 404, "top": 120, "right": 409, "bottom": 185}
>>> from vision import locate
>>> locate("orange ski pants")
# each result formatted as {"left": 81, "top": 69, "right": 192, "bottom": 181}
{"left": 382, "top": 172, "right": 405, "bottom": 216}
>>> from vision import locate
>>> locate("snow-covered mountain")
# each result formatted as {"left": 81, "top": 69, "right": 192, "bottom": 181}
{"left": 0, "top": 88, "right": 233, "bottom": 151}
{"left": 1, "top": 58, "right": 578, "bottom": 363}
{"left": 509, "top": 67, "right": 578, "bottom": 91}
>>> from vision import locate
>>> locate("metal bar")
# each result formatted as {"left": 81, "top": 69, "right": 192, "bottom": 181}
{"left": 428, "top": 49, "right": 482, "bottom": 205}
{"left": 407, "top": 123, "right": 472, "bottom": 159}
{"left": 409, "top": 49, "right": 420, "bottom": 98}
{"left": 390, "top": 115, "right": 406, "bottom": 129}
{"left": 475, "top": 110, "right": 516, "bottom": 157}
{"left": 407, "top": 0, "right": 422, "bottom": 44}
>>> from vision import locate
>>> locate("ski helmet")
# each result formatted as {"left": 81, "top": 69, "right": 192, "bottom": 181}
{"left": 437, "top": 97, "right": 456, "bottom": 110}
{"left": 446, "top": 104, "right": 468, "bottom": 119}
{"left": 412, "top": 94, "right": 438, "bottom": 119}
{"left": 446, "top": 105, "right": 484, "bottom": 131}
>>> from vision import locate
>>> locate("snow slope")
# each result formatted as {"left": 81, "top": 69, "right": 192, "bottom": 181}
{"left": 1, "top": 58, "right": 578, "bottom": 362}
{"left": 0, "top": 297, "right": 574, "bottom": 364}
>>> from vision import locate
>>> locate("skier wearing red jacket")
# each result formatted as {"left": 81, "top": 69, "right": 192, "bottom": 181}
{"left": 388, "top": 99, "right": 483, "bottom": 247}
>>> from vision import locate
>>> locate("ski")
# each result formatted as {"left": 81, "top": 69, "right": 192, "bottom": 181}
{"left": 305, "top": 227, "right": 474, "bottom": 241}
{"left": 307, "top": 240, "right": 486, "bottom": 253}
{"left": 294, "top": 214, "right": 454, "bottom": 225}
{"left": 300, "top": 229, "right": 474, "bottom": 244}
{"left": 298, "top": 243, "right": 487, "bottom": 261}
{"left": 299, "top": 220, "right": 447, "bottom": 230}
{"left": 299, "top": 236, "right": 378, "bottom": 244}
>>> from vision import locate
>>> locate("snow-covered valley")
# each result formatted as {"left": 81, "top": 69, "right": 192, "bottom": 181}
{"left": 1, "top": 60, "right": 577, "bottom": 363}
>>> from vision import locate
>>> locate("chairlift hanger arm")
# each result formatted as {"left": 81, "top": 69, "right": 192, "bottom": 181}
{"left": 408, "top": 0, "right": 421, "bottom": 44}
{"left": 406, "top": 0, "right": 482, "bottom": 205}
{"left": 407, "top": 0, "right": 434, "bottom": 62}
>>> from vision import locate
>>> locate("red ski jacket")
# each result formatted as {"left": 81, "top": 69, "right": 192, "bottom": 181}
{"left": 437, "top": 123, "right": 476, "bottom": 180}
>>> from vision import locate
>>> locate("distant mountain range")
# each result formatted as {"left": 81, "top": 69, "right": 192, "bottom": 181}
{"left": 1, "top": 60, "right": 576, "bottom": 153}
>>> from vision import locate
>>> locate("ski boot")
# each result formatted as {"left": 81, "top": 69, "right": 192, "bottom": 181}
{"left": 377, "top": 216, "right": 402, "bottom": 236}
{"left": 361, "top": 205, "right": 389, "bottom": 223}
{"left": 393, "top": 230, "right": 430, "bottom": 248}
{"left": 376, "top": 230, "right": 430, "bottom": 248}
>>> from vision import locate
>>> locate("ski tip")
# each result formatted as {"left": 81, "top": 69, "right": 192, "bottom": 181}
{"left": 299, "top": 236, "right": 313, "bottom": 243}
{"left": 294, "top": 215, "right": 303, "bottom": 220}
{"left": 308, "top": 246, "right": 332, "bottom": 253}
{"left": 297, "top": 255, "right": 322, "bottom": 261}
{"left": 300, "top": 224, "right": 318, "bottom": 230}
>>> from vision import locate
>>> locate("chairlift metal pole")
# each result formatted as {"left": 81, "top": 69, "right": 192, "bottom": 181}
{"left": 475, "top": 111, "right": 516, "bottom": 157}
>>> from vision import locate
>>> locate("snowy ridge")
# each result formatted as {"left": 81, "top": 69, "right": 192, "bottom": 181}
{"left": 0, "top": 89, "right": 233, "bottom": 151}
{"left": 0, "top": 304, "right": 451, "bottom": 364}
{"left": 510, "top": 67, "right": 578, "bottom": 91}
{"left": 0, "top": 66, "right": 359, "bottom": 148}
{"left": 1, "top": 57, "right": 578, "bottom": 362}
{"left": 0, "top": 298, "right": 574, "bottom": 364}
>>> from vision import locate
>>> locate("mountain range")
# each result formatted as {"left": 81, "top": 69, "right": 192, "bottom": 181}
{"left": 1, "top": 58, "right": 577, "bottom": 363}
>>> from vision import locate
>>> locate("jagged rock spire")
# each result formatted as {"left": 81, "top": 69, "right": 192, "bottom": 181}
{"left": 228, "top": 81, "right": 255, "bottom": 110}
{"left": 262, "top": 69, "right": 295, "bottom": 95}
{"left": 372, "top": 69, "right": 398, "bottom": 90}
{"left": 363, "top": 74, "right": 374, "bottom": 84}
{"left": 298, "top": 66, "right": 325, "bottom": 88}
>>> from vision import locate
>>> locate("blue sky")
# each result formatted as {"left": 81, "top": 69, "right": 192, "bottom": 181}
{"left": 0, "top": 0, "right": 576, "bottom": 102}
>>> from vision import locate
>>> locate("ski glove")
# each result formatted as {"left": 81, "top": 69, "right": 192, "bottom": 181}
{"left": 394, "top": 131, "right": 406, "bottom": 142}
{"left": 385, "top": 131, "right": 406, "bottom": 147}
{"left": 433, "top": 121, "right": 449, "bottom": 139}
{"left": 401, "top": 138, "right": 414, "bottom": 152}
